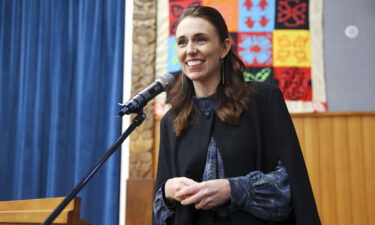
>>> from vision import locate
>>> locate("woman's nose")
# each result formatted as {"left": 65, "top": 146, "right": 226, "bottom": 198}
{"left": 186, "top": 42, "right": 197, "bottom": 54}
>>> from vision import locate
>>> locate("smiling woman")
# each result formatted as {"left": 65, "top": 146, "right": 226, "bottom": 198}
{"left": 175, "top": 17, "right": 230, "bottom": 96}
{"left": 170, "top": 7, "right": 251, "bottom": 137}
{"left": 153, "top": 6, "right": 321, "bottom": 225}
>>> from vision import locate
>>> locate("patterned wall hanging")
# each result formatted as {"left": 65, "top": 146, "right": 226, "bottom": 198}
{"left": 154, "top": 0, "right": 327, "bottom": 116}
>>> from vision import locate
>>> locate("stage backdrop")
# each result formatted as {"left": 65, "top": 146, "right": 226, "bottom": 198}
{"left": 0, "top": 1, "right": 124, "bottom": 225}
{"left": 155, "top": 0, "right": 326, "bottom": 114}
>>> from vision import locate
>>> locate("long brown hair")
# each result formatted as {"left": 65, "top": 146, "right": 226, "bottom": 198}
{"left": 170, "top": 6, "right": 251, "bottom": 136}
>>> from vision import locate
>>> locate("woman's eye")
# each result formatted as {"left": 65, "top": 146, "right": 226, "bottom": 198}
{"left": 177, "top": 40, "right": 187, "bottom": 46}
{"left": 197, "top": 38, "right": 207, "bottom": 43}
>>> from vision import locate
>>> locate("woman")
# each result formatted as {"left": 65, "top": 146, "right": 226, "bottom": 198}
{"left": 153, "top": 6, "right": 320, "bottom": 225}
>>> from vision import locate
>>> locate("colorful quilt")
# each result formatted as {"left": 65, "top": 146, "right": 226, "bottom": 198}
{"left": 155, "top": 0, "right": 326, "bottom": 115}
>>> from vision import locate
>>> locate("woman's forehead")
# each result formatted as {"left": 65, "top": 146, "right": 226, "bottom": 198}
{"left": 176, "top": 17, "right": 217, "bottom": 38}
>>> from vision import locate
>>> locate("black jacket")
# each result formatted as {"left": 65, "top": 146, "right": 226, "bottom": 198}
{"left": 155, "top": 82, "right": 321, "bottom": 225}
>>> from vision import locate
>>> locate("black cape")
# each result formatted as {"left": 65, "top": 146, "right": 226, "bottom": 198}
{"left": 154, "top": 82, "right": 321, "bottom": 225}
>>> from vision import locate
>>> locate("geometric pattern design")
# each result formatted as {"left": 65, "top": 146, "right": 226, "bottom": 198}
{"left": 161, "top": 0, "right": 326, "bottom": 111}
{"left": 238, "top": 32, "right": 273, "bottom": 66}
{"left": 238, "top": 0, "right": 276, "bottom": 32}
{"left": 274, "top": 67, "right": 312, "bottom": 101}
{"left": 275, "top": 0, "right": 309, "bottom": 29}
{"left": 244, "top": 67, "right": 275, "bottom": 83}
{"left": 273, "top": 30, "right": 310, "bottom": 67}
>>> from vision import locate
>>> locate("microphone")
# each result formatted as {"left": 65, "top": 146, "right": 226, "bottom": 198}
{"left": 119, "top": 73, "right": 176, "bottom": 116}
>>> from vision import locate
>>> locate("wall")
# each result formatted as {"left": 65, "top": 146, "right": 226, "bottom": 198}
{"left": 324, "top": 0, "right": 375, "bottom": 112}
{"left": 292, "top": 112, "right": 375, "bottom": 225}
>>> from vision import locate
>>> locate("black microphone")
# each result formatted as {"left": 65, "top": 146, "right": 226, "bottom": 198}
{"left": 119, "top": 73, "right": 176, "bottom": 116}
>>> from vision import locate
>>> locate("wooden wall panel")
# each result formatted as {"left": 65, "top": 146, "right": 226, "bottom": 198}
{"left": 332, "top": 117, "right": 351, "bottom": 225}
{"left": 317, "top": 117, "right": 337, "bottom": 225}
{"left": 126, "top": 178, "right": 154, "bottom": 225}
{"left": 151, "top": 112, "right": 375, "bottom": 225}
{"left": 303, "top": 117, "right": 322, "bottom": 208}
{"left": 347, "top": 117, "right": 367, "bottom": 225}
{"left": 290, "top": 112, "right": 375, "bottom": 225}
{"left": 362, "top": 116, "right": 375, "bottom": 225}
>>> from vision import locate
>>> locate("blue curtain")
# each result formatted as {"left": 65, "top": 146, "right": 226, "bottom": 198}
{"left": 0, "top": 1, "right": 124, "bottom": 225}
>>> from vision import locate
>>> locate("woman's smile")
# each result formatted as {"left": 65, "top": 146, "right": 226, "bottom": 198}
{"left": 186, "top": 59, "right": 204, "bottom": 71}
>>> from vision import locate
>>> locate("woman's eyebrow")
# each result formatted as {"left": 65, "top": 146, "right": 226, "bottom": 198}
{"left": 177, "top": 32, "right": 209, "bottom": 40}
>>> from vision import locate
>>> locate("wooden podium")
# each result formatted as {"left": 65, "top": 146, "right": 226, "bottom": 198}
{"left": 0, "top": 197, "right": 91, "bottom": 225}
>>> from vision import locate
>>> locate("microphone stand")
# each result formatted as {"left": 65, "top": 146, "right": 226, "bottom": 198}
{"left": 41, "top": 110, "right": 146, "bottom": 225}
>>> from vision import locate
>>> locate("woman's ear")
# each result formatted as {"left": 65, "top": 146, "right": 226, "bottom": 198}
{"left": 220, "top": 38, "right": 231, "bottom": 59}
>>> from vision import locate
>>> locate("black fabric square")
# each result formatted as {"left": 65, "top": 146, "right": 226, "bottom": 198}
{"left": 275, "top": 0, "right": 309, "bottom": 29}
{"left": 244, "top": 67, "right": 276, "bottom": 84}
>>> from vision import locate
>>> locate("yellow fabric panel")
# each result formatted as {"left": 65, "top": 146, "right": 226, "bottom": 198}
{"left": 273, "top": 29, "right": 311, "bottom": 67}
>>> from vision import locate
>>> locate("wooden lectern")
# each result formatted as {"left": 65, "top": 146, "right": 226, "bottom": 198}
{"left": 0, "top": 197, "right": 91, "bottom": 225}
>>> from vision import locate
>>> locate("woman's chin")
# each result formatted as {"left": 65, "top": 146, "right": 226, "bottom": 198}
{"left": 185, "top": 72, "right": 204, "bottom": 82}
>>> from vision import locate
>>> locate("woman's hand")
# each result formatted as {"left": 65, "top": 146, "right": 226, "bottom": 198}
{"left": 165, "top": 177, "right": 198, "bottom": 202}
{"left": 175, "top": 179, "right": 231, "bottom": 210}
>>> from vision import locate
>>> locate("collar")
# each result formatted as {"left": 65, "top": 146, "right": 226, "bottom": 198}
{"left": 193, "top": 93, "right": 217, "bottom": 112}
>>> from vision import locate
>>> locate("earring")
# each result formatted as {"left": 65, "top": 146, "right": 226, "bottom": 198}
{"left": 221, "top": 59, "right": 225, "bottom": 85}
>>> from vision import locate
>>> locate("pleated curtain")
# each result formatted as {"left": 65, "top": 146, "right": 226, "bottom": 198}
{"left": 0, "top": 1, "right": 124, "bottom": 224}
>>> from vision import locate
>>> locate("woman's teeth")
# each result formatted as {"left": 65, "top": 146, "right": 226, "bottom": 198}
{"left": 187, "top": 61, "right": 202, "bottom": 66}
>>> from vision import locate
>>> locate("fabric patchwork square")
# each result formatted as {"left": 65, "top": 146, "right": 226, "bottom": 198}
{"left": 203, "top": 0, "right": 239, "bottom": 32}
{"left": 238, "top": 0, "right": 276, "bottom": 32}
{"left": 237, "top": 32, "right": 273, "bottom": 66}
{"left": 167, "top": 36, "right": 181, "bottom": 72}
{"left": 274, "top": 67, "right": 312, "bottom": 101}
{"left": 244, "top": 67, "right": 275, "bottom": 83}
{"left": 169, "top": 0, "right": 201, "bottom": 36}
{"left": 275, "top": 0, "right": 309, "bottom": 29}
{"left": 273, "top": 29, "right": 310, "bottom": 67}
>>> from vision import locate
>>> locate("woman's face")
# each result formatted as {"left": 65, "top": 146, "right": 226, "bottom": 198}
{"left": 176, "top": 17, "right": 229, "bottom": 85}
